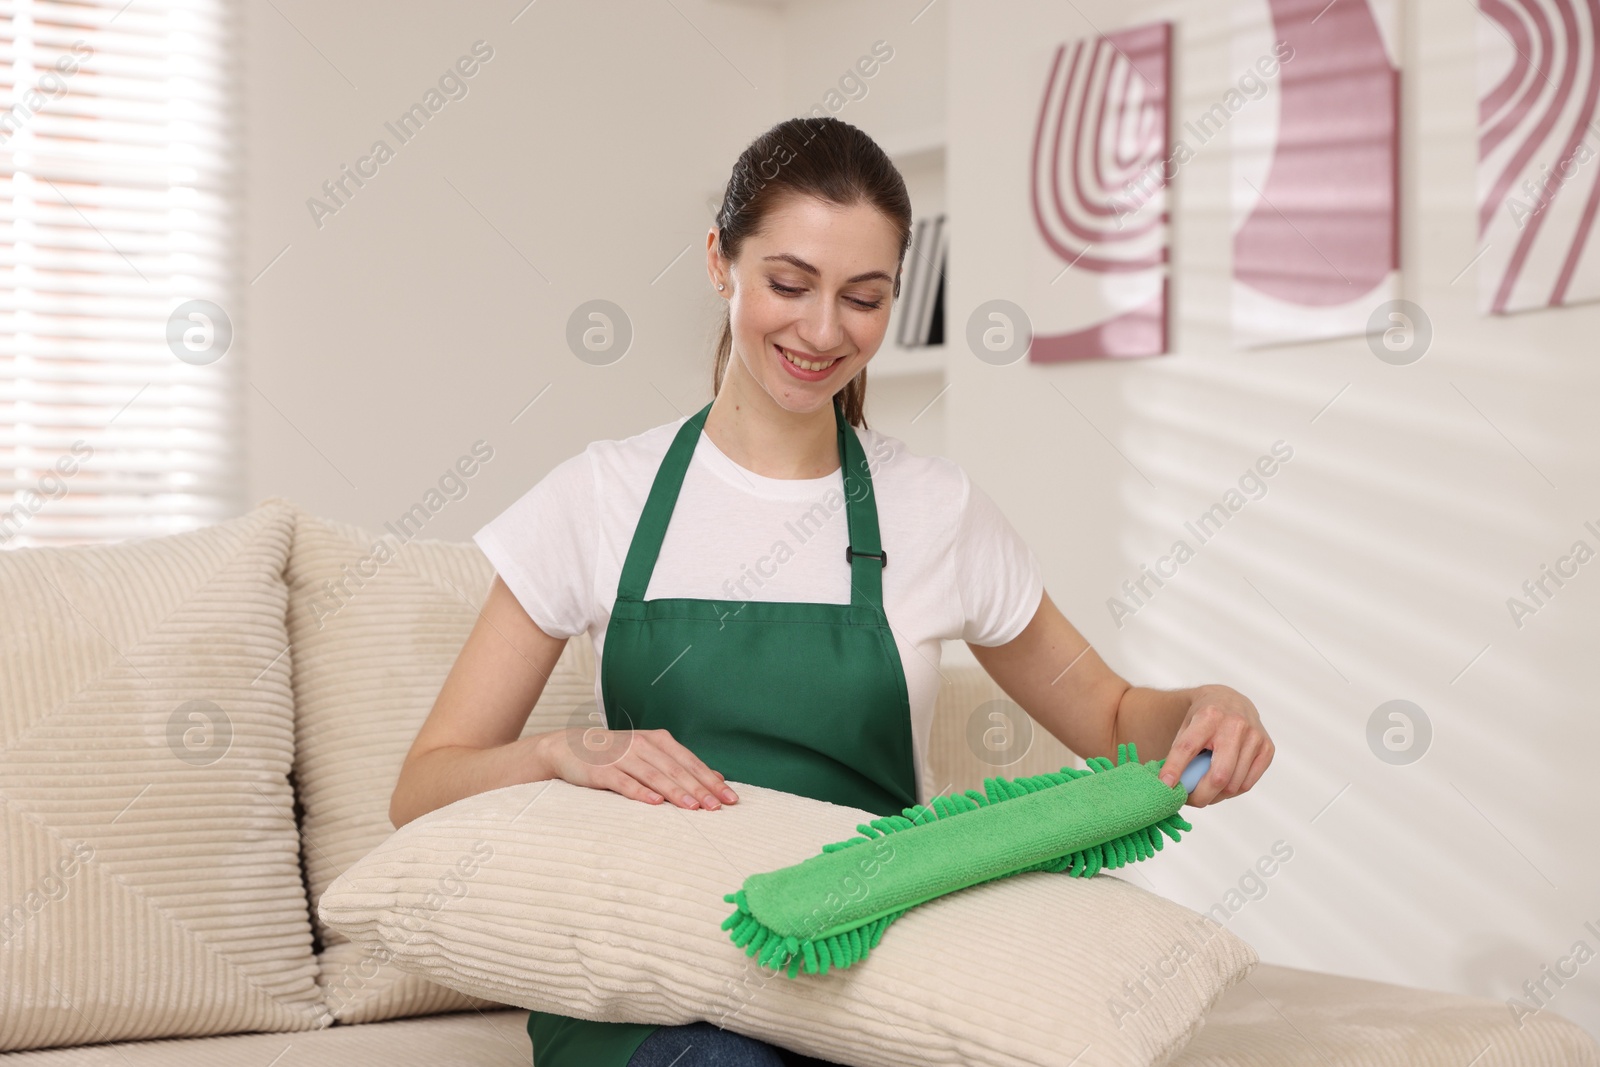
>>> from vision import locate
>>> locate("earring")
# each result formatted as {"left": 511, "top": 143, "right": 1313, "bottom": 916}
{"left": 717, "top": 283, "right": 725, "bottom": 290}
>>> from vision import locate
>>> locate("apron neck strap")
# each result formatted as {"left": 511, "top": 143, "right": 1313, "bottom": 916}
{"left": 615, "top": 395, "right": 887, "bottom": 609}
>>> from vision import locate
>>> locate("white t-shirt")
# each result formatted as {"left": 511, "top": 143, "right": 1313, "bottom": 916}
{"left": 473, "top": 412, "right": 1045, "bottom": 805}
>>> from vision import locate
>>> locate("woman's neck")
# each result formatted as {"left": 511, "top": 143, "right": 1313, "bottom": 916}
{"left": 701, "top": 366, "right": 841, "bottom": 481}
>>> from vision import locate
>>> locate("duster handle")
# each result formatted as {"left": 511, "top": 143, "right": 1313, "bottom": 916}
{"left": 1179, "top": 749, "right": 1213, "bottom": 793}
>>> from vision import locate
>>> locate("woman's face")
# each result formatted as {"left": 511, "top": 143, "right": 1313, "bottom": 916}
{"left": 709, "top": 193, "right": 900, "bottom": 415}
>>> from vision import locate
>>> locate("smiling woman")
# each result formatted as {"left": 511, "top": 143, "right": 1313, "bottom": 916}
{"left": 704, "top": 121, "right": 910, "bottom": 461}
{"left": 390, "top": 115, "right": 1273, "bottom": 1067}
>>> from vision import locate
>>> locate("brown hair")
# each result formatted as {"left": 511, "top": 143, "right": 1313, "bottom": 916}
{"left": 710, "top": 116, "right": 914, "bottom": 429}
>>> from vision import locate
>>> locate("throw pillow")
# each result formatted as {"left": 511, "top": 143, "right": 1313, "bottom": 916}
{"left": 284, "top": 509, "right": 596, "bottom": 1023}
{"left": 319, "top": 776, "right": 1259, "bottom": 1067}
{"left": 0, "top": 500, "right": 327, "bottom": 1051}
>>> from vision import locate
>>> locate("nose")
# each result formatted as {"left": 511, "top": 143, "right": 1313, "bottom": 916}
{"left": 796, "top": 299, "right": 844, "bottom": 354}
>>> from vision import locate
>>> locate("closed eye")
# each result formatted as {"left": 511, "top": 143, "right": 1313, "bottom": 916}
{"left": 769, "top": 281, "right": 883, "bottom": 311}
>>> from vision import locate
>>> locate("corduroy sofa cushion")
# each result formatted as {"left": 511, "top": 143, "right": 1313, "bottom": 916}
{"left": 318, "top": 776, "right": 1260, "bottom": 1067}
{"left": 283, "top": 509, "right": 598, "bottom": 1023}
{"left": 0, "top": 500, "right": 327, "bottom": 1052}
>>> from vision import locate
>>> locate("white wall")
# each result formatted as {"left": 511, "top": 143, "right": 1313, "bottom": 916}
{"left": 243, "top": 0, "right": 947, "bottom": 543}
{"left": 245, "top": 0, "right": 1599, "bottom": 1040}
{"left": 951, "top": 0, "right": 1599, "bottom": 1039}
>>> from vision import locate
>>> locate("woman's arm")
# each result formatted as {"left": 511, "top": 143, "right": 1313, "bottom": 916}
{"left": 965, "top": 589, "right": 1273, "bottom": 807}
{"left": 389, "top": 576, "right": 569, "bottom": 828}
{"left": 389, "top": 576, "right": 739, "bottom": 828}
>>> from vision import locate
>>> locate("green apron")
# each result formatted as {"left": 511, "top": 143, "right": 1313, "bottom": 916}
{"left": 526, "top": 395, "right": 918, "bottom": 1066}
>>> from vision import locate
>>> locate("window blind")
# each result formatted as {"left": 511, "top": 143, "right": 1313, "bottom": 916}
{"left": 1, "top": 0, "right": 242, "bottom": 548}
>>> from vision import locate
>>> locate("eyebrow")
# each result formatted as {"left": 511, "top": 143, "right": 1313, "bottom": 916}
{"left": 762, "top": 253, "right": 893, "bottom": 286}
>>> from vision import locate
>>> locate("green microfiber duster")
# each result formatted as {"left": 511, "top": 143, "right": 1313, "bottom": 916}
{"left": 720, "top": 743, "right": 1196, "bottom": 978}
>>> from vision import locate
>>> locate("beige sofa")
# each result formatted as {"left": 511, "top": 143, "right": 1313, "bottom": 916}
{"left": 1, "top": 499, "right": 1594, "bottom": 1066}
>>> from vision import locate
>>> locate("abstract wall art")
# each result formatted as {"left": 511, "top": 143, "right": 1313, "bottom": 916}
{"left": 1477, "top": 0, "right": 1600, "bottom": 314}
{"left": 1231, "top": 0, "right": 1401, "bottom": 348}
{"left": 1026, "top": 21, "right": 1172, "bottom": 362}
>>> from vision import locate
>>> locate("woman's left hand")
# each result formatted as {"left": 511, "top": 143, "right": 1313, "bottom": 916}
{"left": 1157, "top": 684, "right": 1274, "bottom": 807}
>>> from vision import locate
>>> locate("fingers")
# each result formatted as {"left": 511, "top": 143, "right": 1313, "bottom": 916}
{"left": 597, "top": 767, "right": 664, "bottom": 806}
{"left": 586, "top": 728, "right": 735, "bottom": 811}
{"left": 632, "top": 741, "right": 721, "bottom": 810}
{"left": 1188, "top": 739, "right": 1232, "bottom": 808}
{"left": 1183, "top": 708, "right": 1241, "bottom": 806}
{"left": 1192, "top": 730, "right": 1274, "bottom": 807}
{"left": 1242, "top": 738, "right": 1274, "bottom": 792}
{"left": 551, "top": 728, "right": 694, "bottom": 808}
{"left": 1159, "top": 727, "right": 1212, "bottom": 789}
{"left": 1163, "top": 688, "right": 1279, "bottom": 807}
{"left": 1225, "top": 734, "right": 1261, "bottom": 797}
{"left": 651, "top": 729, "right": 739, "bottom": 807}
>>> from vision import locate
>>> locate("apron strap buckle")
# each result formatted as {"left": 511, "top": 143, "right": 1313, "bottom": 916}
{"left": 845, "top": 545, "right": 887, "bottom": 568}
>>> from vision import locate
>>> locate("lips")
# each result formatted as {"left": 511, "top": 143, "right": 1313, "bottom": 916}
{"left": 777, "top": 344, "right": 840, "bottom": 372}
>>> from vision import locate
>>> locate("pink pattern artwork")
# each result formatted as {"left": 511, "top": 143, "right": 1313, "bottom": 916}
{"left": 1477, "top": 0, "right": 1600, "bottom": 314}
{"left": 1027, "top": 21, "right": 1171, "bottom": 362}
{"left": 1231, "top": 0, "right": 1401, "bottom": 347}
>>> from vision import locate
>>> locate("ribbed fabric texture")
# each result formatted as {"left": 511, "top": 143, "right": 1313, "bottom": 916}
{"left": 1167, "top": 963, "right": 1600, "bottom": 1066}
{"left": 0, "top": 500, "right": 326, "bottom": 1053}
{"left": 283, "top": 509, "right": 597, "bottom": 1024}
{"left": 0, "top": 1008, "right": 533, "bottom": 1066}
{"left": 3, "top": 963, "right": 1594, "bottom": 1067}
{"left": 319, "top": 777, "right": 1259, "bottom": 1067}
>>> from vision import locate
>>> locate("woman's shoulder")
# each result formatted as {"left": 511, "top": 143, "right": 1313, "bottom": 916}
{"left": 578, "top": 414, "right": 688, "bottom": 476}
{"left": 854, "top": 423, "right": 967, "bottom": 495}
{"left": 494, "top": 417, "right": 682, "bottom": 513}
{"left": 864, "top": 422, "right": 960, "bottom": 483}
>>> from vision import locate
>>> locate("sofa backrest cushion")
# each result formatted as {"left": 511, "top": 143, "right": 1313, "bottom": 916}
{"left": 0, "top": 500, "right": 328, "bottom": 1052}
{"left": 284, "top": 508, "right": 597, "bottom": 1024}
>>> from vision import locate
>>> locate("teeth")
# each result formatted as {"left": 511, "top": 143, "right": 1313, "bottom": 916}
{"left": 779, "top": 345, "right": 835, "bottom": 372}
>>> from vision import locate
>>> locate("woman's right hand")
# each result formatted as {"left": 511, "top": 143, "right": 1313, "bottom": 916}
{"left": 536, "top": 726, "right": 740, "bottom": 810}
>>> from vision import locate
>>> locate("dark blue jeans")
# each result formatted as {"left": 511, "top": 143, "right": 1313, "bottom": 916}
{"left": 625, "top": 1021, "right": 842, "bottom": 1067}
